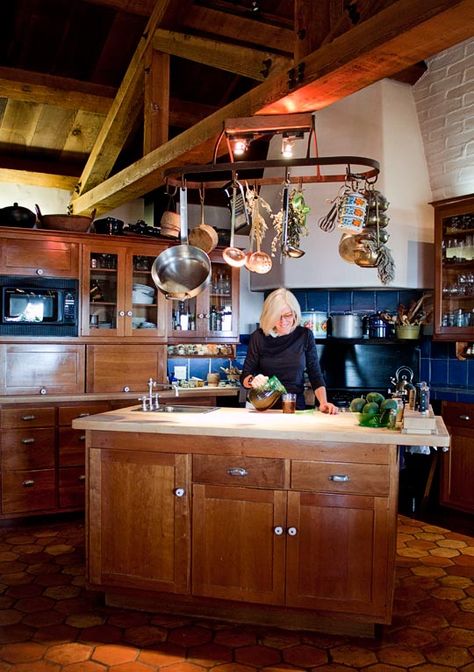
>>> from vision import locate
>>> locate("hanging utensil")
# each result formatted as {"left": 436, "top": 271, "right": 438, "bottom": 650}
{"left": 152, "top": 185, "right": 211, "bottom": 300}
{"left": 223, "top": 178, "right": 246, "bottom": 267}
{"left": 189, "top": 186, "right": 218, "bottom": 253}
{"left": 245, "top": 185, "right": 272, "bottom": 274}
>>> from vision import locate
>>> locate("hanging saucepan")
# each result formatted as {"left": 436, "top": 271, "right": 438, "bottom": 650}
{"left": 151, "top": 186, "right": 211, "bottom": 300}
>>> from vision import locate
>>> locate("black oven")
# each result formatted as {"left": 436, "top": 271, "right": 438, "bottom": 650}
{"left": 0, "top": 276, "right": 78, "bottom": 336}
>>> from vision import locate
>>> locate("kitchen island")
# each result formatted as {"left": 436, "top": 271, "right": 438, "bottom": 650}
{"left": 74, "top": 406, "right": 450, "bottom": 637}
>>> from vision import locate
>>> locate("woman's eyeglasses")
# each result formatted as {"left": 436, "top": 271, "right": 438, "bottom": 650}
{"left": 279, "top": 312, "right": 294, "bottom": 321}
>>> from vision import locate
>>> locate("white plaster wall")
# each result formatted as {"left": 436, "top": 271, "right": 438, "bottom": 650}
{"left": 251, "top": 79, "right": 433, "bottom": 291}
{"left": 413, "top": 37, "right": 474, "bottom": 200}
{"left": 0, "top": 183, "right": 71, "bottom": 214}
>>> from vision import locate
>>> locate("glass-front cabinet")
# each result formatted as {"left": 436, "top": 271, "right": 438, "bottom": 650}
{"left": 81, "top": 242, "right": 167, "bottom": 339}
{"left": 433, "top": 194, "right": 474, "bottom": 341}
{"left": 168, "top": 256, "right": 240, "bottom": 342}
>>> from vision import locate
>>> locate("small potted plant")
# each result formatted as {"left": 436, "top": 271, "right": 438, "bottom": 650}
{"left": 395, "top": 294, "right": 432, "bottom": 339}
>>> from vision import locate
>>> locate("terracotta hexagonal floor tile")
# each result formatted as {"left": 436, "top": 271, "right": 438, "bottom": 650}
{"left": 0, "top": 552, "right": 19, "bottom": 562}
{"left": 6, "top": 583, "right": 43, "bottom": 599}
{"left": 168, "top": 626, "right": 213, "bottom": 648}
{"left": 390, "top": 627, "right": 437, "bottom": 648}
{"left": 92, "top": 644, "right": 138, "bottom": 665}
{"left": 188, "top": 642, "right": 233, "bottom": 666}
{"left": 151, "top": 663, "right": 205, "bottom": 672}
{"left": 43, "top": 585, "right": 81, "bottom": 600}
{"left": 398, "top": 548, "right": 429, "bottom": 559}
{"left": 78, "top": 624, "right": 123, "bottom": 644}
{"left": 0, "top": 641, "right": 47, "bottom": 663}
{"left": 0, "top": 560, "right": 27, "bottom": 574}
{"left": 432, "top": 587, "right": 467, "bottom": 601}
{"left": 34, "top": 573, "right": 70, "bottom": 587}
{"left": 420, "top": 555, "right": 454, "bottom": 568}
{"left": 22, "top": 609, "right": 65, "bottom": 628}
{"left": 137, "top": 642, "right": 187, "bottom": 667}
{"left": 378, "top": 644, "right": 426, "bottom": 666}
{"left": 450, "top": 611, "right": 474, "bottom": 629}
{"left": 44, "top": 545, "right": 74, "bottom": 556}
{"left": 15, "top": 596, "right": 55, "bottom": 613}
{"left": 329, "top": 645, "right": 377, "bottom": 668}
{"left": 33, "top": 623, "right": 79, "bottom": 645}
{"left": 440, "top": 575, "right": 472, "bottom": 589}
{"left": 107, "top": 610, "right": 149, "bottom": 629}
{"left": 406, "top": 611, "right": 449, "bottom": 630}
{"left": 212, "top": 664, "right": 255, "bottom": 672}
{"left": 415, "top": 532, "right": 445, "bottom": 541}
{"left": 424, "top": 644, "right": 473, "bottom": 667}
{"left": 437, "top": 626, "right": 474, "bottom": 647}
{"left": 123, "top": 624, "right": 167, "bottom": 647}
{"left": 461, "top": 546, "right": 474, "bottom": 556}
{"left": 65, "top": 614, "right": 105, "bottom": 628}
{"left": 283, "top": 644, "right": 328, "bottom": 667}
{"left": 363, "top": 666, "right": 409, "bottom": 672}
{"left": 46, "top": 642, "right": 93, "bottom": 665}
{"left": 13, "top": 663, "right": 62, "bottom": 672}
{"left": 214, "top": 627, "right": 257, "bottom": 648}
{"left": 429, "top": 548, "right": 460, "bottom": 559}
{"left": 411, "top": 566, "right": 447, "bottom": 578}
{"left": 310, "top": 666, "right": 357, "bottom": 672}
{"left": 60, "top": 663, "right": 106, "bottom": 671}
{"left": 235, "top": 645, "right": 282, "bottom": 667}
{"left": 261, "top": 631, "right": 302, "bottom": 649}
{"left": 0, "top": 609, "right": 22, "bottom": 626}
{"left": 437, "top": 539, "right": 468, "bottom": 549}
{"left": 150, "top": 613, "right": 192, "bottom": 628}
{"left": 5, "top": 535, "right": 36, "bottom": 545}
{"left": 0, "top": 623, "right": 34, "bottom": 644}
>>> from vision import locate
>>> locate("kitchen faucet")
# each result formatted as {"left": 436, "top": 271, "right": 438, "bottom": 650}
{"left": 139, "top": 377, "right": 179, "bottom": 411}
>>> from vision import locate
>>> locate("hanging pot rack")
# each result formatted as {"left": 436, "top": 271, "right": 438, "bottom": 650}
{"left": 163, "top": 113, "right": 379, "bottom": 190}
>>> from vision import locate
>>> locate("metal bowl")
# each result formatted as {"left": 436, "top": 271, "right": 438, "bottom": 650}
{"left": 151, "top": 244, "right": 211, "bottom": 300}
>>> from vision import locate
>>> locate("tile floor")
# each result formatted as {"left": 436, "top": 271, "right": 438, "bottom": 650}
{"left": 0, "top": 514, "right": 473, "bottom": 671}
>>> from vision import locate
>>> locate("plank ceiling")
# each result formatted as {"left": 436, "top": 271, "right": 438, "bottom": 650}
{"left": 0, "top": 0, "right": 472, "bottom": 214}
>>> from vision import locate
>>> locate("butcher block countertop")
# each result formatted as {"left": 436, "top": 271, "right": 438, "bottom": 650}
{"left": 73, "top": 405, "right": 450, "bottom": 447}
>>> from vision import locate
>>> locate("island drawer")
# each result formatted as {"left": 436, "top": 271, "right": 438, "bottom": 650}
{"left": 193, "top": 455, "right": 286, "bottom": 488}
{"left": 291, "top": 461, "right": 390, "bottom": 497}
{"left": 1, "top": 406, "right": 55, "bottom": 429}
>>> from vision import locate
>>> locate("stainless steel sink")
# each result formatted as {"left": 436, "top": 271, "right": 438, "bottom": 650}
{"left": 134, "top": 405, "right": 218, "bottom": 414}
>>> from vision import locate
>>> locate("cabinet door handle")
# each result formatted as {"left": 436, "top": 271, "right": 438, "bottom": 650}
{"left": 273, "top": 526, "right": 284, "bottom": 536}
{"left": 78, "top": 474, "right": 86, "bottom": 482}
{"left": 329, "top": 474, "right": 350, "bottom": 482}
{"left": 21, "top": 438, "right": 35, "bottom": 444}
{"left": 79, "top": 435, "right": 86, "bottom": 441}
{"left": 287, "top": 527, "right": 298, "bottom": 536}
{"left": 459, "top": 414, "right": 470, "bottom": 421}
{"left": 39, "top": 388, "right": 47, "bottom": 395}
{"left": 227, "top": 467, "right": 248, "bottom": 477}
{"left": 21, "top": 415, "right": 36, "bottom": 421}
{"left": 22, "top": 480, "right": 35, "bottom": 488}
{"left": 36, "top": 268, "right": 44, "bottom": 276}
{"left": 119, "top": 310, "right": 125, "bottom": 317}
{"left": 127, "top": 310, "right": 133, "bottom": 317}
{"left": 123, "top": 386, "right": 130, "bottom": 392}
{"left": 174, "top": 487, "right": 185, "bottom": 497}
{"left": 78, "top": 412, "right": 90, "bottom": 417}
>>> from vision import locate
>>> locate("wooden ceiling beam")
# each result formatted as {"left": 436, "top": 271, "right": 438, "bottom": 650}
{"left": 70, "top": 0, "right": 474, "bottom": 215}
{"left": 152, "top": 29, "right": 291, "bottom": 81}
{"left": 0, "top": 157, "right": 79, "bottom": 191}
{"left": 75, "top": 0, "right": 175, "bottom": 197}
{"left": 0, "top": 68, "right": 114, "bottom": 114}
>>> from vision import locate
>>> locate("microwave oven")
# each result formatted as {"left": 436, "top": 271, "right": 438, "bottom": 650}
{"left": 0, "top": 276, "right": 78, "bottom": 336}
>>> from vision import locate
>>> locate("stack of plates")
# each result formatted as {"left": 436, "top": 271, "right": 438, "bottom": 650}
{"left": 132, "top": 283, "right": 155, "bottom": 304}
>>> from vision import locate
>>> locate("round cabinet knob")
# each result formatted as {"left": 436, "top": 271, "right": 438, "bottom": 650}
{"left": 273, "top": 526, "right": 284, "bottom": 536}
{"left": 127, "top": 310, "right": 133, "bottom": 317}
{"left": 123, "top": 386, "right": 130, "bottom": 392}
{"left": 36, "top": 268, "right": 44, "bottom": 275}
{"left": 119, "top": 310, "right": 125, "bottom": 317}
{"left": 39, "top": 388, "right": 47, "bottom": 395}
{"left": 287, "top": 527, "right": 298, "bottom": 536}
{"left": 197, "top": 313, "right": 205, "bottom": 319}
{"left": 174, "top": 488, "right": 185, "bottom": 497}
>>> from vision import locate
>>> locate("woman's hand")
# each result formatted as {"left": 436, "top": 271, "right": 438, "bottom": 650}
{"left": 250, "top": 374, "right": 268, "bottom": 389}
{"left": 319, "top": 401, "right": 339, "bottom": 415}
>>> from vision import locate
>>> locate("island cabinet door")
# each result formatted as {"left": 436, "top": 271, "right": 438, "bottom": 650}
{"left": 192, "top": 484, "right": 286, "bottom": 605}
{"left": 285, "top": 491, "right": 392, "bottom": 620}
{"left": 88, "top": 448, "right": 191, "bottom": 594}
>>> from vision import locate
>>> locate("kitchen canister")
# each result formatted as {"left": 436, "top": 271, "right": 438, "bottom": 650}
{"left": 301, "top": 311, "right": 328, "bottom": 338}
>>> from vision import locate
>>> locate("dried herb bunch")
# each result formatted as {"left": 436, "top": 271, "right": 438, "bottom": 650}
{"left": 271, "top": 188, "right": 310, "bottom": 256}
{"left": 245, "top": 186, "right": 271, "bottom": 249}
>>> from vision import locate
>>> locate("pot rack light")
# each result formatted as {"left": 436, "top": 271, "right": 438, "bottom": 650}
{"left": 163, "top": 112, "right": 380, "bottom": 189}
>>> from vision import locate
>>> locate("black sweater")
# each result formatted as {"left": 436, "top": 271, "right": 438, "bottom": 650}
{"left": 240, "top": 326, "right": 326, "bottom": 409}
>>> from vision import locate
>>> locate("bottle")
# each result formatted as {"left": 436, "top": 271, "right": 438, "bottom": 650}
{"left": 209, "top": 305, "right": 217, "bottom": 331}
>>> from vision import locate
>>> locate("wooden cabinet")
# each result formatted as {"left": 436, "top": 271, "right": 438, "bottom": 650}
{"left": 433, "top": 194, "right": 474, "bottom": 340}
{"left": 440, "top": 401, "right": 474, "bottom": 513}
{"left": 86, "top": 344, "right": 167, "bottom": 393}
{"left": 168, "top": 254, "right": 240, "bottom": 342}
{"left": 88, "top": 446, "right": 191, "bottom": 593}
{"left": 0, "top": 232, "right": 79, "bottom": 277}
{"left": 0, "top": 344, "right": 85, "bottom": 395}
{"left": 0, "top": 405, "right": 56, "bottom": 514}
{"left": 85, "top": 433, "right": 397, "bottom": 628}
{"left": 82, "top": 241, "right": 168, "bottom": 339}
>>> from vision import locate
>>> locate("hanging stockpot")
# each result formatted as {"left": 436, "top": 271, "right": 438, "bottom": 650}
{"left": 151, "top": 186, "right": 212, "bottom": 300}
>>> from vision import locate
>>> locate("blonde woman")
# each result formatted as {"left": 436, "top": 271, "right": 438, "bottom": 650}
{"left": 241, "top": 288, "right": 338, "bottom": 413}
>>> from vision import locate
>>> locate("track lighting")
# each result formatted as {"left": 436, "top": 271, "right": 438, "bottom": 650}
{"left": 281, "top": 135, "right": 295, "bottom": 158}
{"left": 231, "top": 137, "right": 249, "bottom": 157}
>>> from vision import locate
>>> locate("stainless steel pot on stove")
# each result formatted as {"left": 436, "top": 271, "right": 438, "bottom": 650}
{"left": 330, "top": 313, "right": 364, "bottom": 338}
{"left": 151, "top": 187, "right": 212, "bottom": 300}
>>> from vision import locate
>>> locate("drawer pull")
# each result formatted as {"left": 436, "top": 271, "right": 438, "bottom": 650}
{"left": 227, "top": 467, "right": 248, "bottom": 477}
{"left": 273, "top": 526, "right": 284, "bottom": 536}
{"left": 22, "top": 480, "right": 35, "bottom": 488}
{"left": 79, "top": 435, "right": 86, "bottom": 441}
{"left": 78, "top": 474, "right": 86, "bottom": 482}
{"left": 287, "top": 527, "right": 298, "bottom": 536}
{"left": 21, "top": 415, "right": 36, "bottom": 421}
{"left": 329, "top": 474, "right": 350, "bottom": 482}
{"left": 78, "top": 413, "right": 90, "bottom": 418}
{"left": 459, "top": 414, "right": 470, "bottom": 421}
{"left": 21, "top": 438, "right": 35, "bottom": 444}
{"left": 174, "top": 487, "right": 185, "bottom": 497}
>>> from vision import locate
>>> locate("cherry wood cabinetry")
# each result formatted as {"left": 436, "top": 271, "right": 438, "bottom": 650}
{"left": 433, "top": 194, "right": 474, "bottom": 340}
{"left": 88, "top": 447, "right": 190, "bottom": 593}
{"left": 0, "top": 344, "right": 85, "bottom": 396}
{"left": 440, "top": 401, "right": 474, "bottom": 514}
{"left": 86, "top": 344, "right": 167, "bottom": 393}
{"left": 82, "top": 241, "right": 168, "bottom": 339}
{"left": 85, "top": 432, "right": 397, "bottom": 629}
{"left": 0, "top": 231, "right": 79, "bottom": 278}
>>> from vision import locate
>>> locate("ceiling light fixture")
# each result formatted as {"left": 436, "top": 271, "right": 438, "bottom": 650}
{"left": 231, "top": 137, "right": 249, "bottom": 157}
